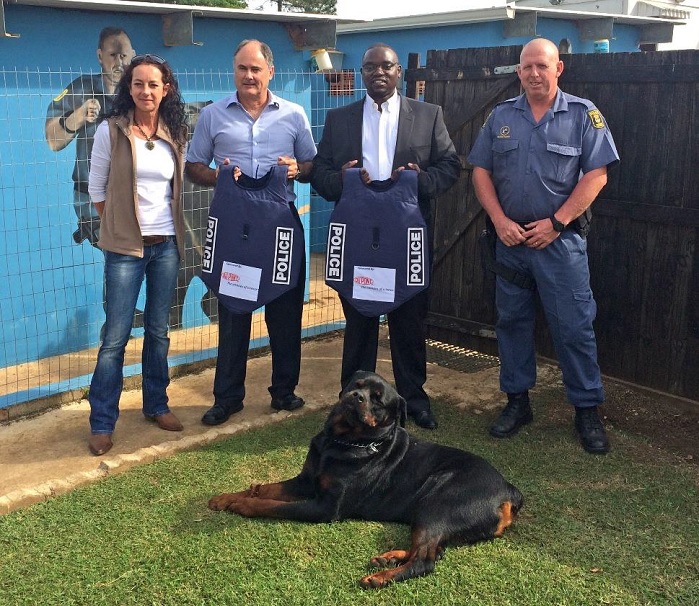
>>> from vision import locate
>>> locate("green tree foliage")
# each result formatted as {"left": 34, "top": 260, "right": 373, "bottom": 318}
{"left": 273, "top": 0, "right": 336, "bottom": 13}
{"left": 143, "top": 0, "right": 247, "bottom": 8}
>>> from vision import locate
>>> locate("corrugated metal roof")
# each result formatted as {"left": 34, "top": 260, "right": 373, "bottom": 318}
{"left": 337, "top": 4, "right": 686, "bottom": 33}
{"left": 635, "top": 0, "right": 691, "bottom": 19}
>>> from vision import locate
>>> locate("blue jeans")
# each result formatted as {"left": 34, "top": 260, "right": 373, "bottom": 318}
{"left": 89, "top": 238, "right": 180, "bottom": 433}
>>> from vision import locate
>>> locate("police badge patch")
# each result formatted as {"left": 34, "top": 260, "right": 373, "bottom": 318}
{"left": 587, "top": 109, "right": 605, "bottom": 129}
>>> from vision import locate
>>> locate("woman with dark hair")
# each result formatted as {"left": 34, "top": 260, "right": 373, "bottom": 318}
{"left": 86, "top": 54, "right": 188, "bottom": 456}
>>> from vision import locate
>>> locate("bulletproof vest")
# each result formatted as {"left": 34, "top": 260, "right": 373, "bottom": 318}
{"left": 201, "top": 164, "right": 303, "bottom": 314}
{"left": 325, "top": 168, "right": 429, "bottom": 317}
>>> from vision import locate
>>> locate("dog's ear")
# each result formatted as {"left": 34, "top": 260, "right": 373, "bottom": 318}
{"left": 341, "top": 370, "right": 371, "bottom": 395}
{"left": 398, "top": 395, "right": 407, "bottom": 428}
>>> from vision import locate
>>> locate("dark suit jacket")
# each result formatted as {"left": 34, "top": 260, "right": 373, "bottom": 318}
{"left": 311, "top": 95, "right": 461, "bottom": 219}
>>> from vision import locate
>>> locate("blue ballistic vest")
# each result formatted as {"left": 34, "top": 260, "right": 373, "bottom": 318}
{"left": 201, "top": 164, "right": 303, "bottom": 314}
{"left": 325, "top": 168, "right": 429, "bottom": 317}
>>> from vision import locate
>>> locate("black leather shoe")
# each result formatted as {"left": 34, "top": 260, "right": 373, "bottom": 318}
{"left": 490, "top": 395, "right": 533, "bottom": 438}
{"left": 575, "top": 407, "right": 610, "bottom": 454}
{"left": 271, "top": 394, "right": 305, "bottom": 411}
{"left": 412, "top": 410, "right": 438, "bottom": 430}
{"left": 201, "top": 401, "right": 243, "bottom": 426}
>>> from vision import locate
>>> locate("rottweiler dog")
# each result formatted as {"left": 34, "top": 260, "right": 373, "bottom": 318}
{"left": 209, "top": 371, "right": 523, "bottom": 588}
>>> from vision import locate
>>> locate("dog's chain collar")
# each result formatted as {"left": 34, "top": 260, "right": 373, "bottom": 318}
{"left": 332, "top": 427, "right": 396, "bottom": 454}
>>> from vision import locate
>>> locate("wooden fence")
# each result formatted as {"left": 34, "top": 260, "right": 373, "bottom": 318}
{"left": 406, "top": 47, "right": 699, "bottom": 401}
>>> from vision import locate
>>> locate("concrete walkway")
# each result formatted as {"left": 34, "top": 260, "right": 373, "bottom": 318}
{"left": 0, "top": 332, "right": 504, "bottom": 515}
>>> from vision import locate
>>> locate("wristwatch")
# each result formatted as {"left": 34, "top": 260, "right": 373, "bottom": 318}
{"left": 550, "top": 214, "right": 566, "bottom": 232}
{"left": 59, "top": 115, "right": 77, "bottom": 134}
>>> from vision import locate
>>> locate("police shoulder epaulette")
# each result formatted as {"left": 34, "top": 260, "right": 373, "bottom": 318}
{"left": 565, "top": 94, "right": 606, "bottom": 130}
{"left": 482, "top": 97, "right": 517, "bottom": 127}
{"left": 565, "top": 93, "right": 595, "bottom": 109}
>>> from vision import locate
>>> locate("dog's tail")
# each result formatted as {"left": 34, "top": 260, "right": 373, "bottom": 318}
{"left": 494, "top": 484, "right": 524, "bottom": 538}
{"left": 508, "top": 483, "right": 524, "bottom": 515}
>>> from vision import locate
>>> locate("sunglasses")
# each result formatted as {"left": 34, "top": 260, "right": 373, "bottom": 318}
{"left": 132, "top": 53, "right": 167, "bottom": 65}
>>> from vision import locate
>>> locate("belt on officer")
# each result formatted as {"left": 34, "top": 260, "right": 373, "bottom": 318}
{"left": 142, "top": 235, "right": 169, "bottom": 245}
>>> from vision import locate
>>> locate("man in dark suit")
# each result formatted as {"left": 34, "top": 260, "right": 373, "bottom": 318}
{"left": 311, "top": 43, "right": 460, "bottom": 429}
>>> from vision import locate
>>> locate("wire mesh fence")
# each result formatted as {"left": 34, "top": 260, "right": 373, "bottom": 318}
{"left": 0, "top": 68, "right": 364, "bottom": 409}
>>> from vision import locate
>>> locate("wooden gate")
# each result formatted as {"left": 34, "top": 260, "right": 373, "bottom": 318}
{"left": 406, "top": 47, "right": 699, "bottom": 401}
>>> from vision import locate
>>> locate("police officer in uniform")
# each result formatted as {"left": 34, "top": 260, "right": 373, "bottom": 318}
{"left": 45, "top": 27, "right": 135, "bottom": 247}
{"left": 468, "top": 38, "right": 619, "bottom": 454}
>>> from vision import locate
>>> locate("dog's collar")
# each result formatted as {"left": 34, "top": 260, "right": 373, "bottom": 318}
{"left": 332, "top": 427, "right": 396, "bottom": 454}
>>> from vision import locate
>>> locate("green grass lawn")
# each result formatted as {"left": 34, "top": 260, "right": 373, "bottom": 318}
{"left": 1, "top": 400, "right": 697, "bottom": 606}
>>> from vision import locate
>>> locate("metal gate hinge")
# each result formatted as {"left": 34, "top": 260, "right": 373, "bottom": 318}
{"left": 494, "top": 65, "right": 518, "bottom": 75}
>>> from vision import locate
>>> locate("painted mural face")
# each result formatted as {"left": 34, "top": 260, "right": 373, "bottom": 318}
{"left": 129, "top": 64, "right": 170, "bottom": 116}
{"left": 516, "top": 40, "right": 563, "bottom": 105}
{"left": 234, "top": 42, "right": 274, "bottom": 106}
{"left": 98, "top": 33, "right": 135, "bottom": 92}
{"left": 361, "top": 46, "right": 401, "bottom": 105}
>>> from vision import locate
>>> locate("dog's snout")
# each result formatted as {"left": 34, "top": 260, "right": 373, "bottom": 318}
{"left": 343, "top": 387, "right": 365, "bottom": 401}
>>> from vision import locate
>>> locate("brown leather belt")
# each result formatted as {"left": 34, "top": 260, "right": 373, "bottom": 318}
{"left": 142, "top": 235, "right": 168, "bottom": 245}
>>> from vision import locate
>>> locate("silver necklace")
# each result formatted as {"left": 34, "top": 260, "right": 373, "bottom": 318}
{"left": 134, "top": 122, "right": 156, "bottom": 150}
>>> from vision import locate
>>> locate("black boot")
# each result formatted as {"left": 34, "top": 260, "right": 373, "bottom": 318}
{"left": 490, "top": 392, "right": 533, "bottom": 438}
{"left": 575, "top": 406, "right": 610, "bottom": 454}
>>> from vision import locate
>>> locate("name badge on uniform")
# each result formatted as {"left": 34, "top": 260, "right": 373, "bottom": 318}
{"left": 352, "top": 266, "right": 396, "bottom": 303}
{"left": 219, "top": 261, "right": 261, "bottom": 302}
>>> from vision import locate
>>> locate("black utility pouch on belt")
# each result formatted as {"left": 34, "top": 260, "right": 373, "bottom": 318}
{"left": 478, "top": 216, "right": 536, "bottom": 290}
{"left": 572, "top": 208, "right": 592, "bottom": 237}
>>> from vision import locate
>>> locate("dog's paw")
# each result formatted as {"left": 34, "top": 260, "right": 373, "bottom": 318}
{"left": 226, "top": 497, "right": 258, "bottom": 517}
{"left": 208, "top": 494, "right": 233, "bottom": 511}
{"left": 359, "top": 571, "right": 394, "bottom": 589}
{"left": 369, "top": 550, "right": 408, "bottom": 568}
{"left": 208, "top": 492, "right": 246, "bottom": 511}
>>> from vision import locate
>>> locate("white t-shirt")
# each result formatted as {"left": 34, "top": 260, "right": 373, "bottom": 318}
{"left": 89, "top": 120, "right": 176, "bottom": 235}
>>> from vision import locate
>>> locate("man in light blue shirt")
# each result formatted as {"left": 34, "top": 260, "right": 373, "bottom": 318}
{"left": 186, "top": 39, "right": 316, "bottom": 425}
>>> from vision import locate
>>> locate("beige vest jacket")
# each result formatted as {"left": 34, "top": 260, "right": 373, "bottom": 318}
{"left": 97, "top": 111, "right": 186, "bottom": 258}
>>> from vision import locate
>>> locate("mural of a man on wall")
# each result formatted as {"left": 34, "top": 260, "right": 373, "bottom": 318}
{"left": 44, "top": 27, "right": 217, "bottom": 329}
{"left": 45, "top": 26, "right": 135, "bottom": 247}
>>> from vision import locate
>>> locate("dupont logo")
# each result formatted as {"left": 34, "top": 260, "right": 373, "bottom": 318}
{"left": 272, "top": 227, "right": 294, "bottom": 285}
{"left": 354, "top": 275, "right": 374, "bottom": 286}
{"left": 407, "top": 227, "right": 425, "bottom": 286}
{"left": 326, "top": 222, "right": 346, "bottom": 282}
{"left": 202, "top": 216, "right": 218, "bottom": 274}
{"left": 221, "top": 271, "right": 240, "bottom": 283}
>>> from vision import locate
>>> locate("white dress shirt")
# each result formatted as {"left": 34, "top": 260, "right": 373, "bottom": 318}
{"left": 362, "top": 91, "right": 400, "bottom": 181}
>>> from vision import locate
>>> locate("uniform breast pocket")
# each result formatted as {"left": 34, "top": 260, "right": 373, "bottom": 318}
{"left": 546, "top": 143, "right": 582, "bottom": 183}
{"left": 492, "top": 139, "right": 519, "bottom": 172}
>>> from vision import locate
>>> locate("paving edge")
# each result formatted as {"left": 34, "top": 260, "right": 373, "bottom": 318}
{"left": 0, "top": 402, "right": 328, "bottom": 516}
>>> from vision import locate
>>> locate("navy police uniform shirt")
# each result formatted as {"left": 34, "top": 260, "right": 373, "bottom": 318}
{"left": 468, "top": 89, "right": 619, "bottom": 221}
{"left": 46, "top": 75, "right": 113, "bottom": 192}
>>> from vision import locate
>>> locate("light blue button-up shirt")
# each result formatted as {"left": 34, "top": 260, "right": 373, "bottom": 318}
{"left": 468, "top": 89, "right": 619, "bottom": 222}
{"left": 186, "top": 91, "right": 317, "bottom": 202}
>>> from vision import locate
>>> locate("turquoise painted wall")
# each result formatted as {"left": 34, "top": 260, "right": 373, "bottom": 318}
{"left": 0, "top": 6, "right": 314, "bottom": 371}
